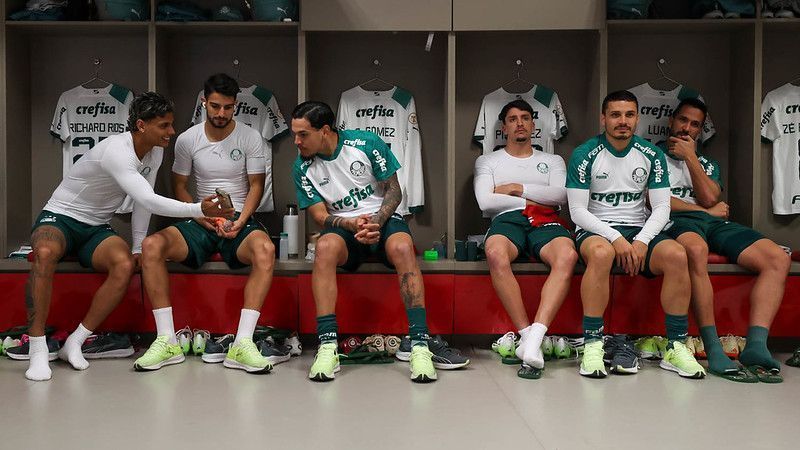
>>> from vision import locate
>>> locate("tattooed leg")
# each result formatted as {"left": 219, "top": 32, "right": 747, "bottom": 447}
{"left": 27, "top": 226, "right": 66, "bottom": 336}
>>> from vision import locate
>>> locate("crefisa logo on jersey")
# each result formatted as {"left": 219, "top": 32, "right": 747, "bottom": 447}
{"left": 537, "top": 162, "right": 549, "bottom": 174}
{"left": 631, "top": 167, "right": 647, "bottom": 183}
{"left": 350, "top": 161, "right": 367, "bottom": 177}
{"left": 230, "top": 148, "right": 243, "bottom": 161}
{"left": 76, "top": 101, "right": 116, "bottom": 118}
{"left": 140, "top": 166, "right": 152, "bottom": 176}
{"left": 355, "top": 105, "right": 395, "bottom": 119}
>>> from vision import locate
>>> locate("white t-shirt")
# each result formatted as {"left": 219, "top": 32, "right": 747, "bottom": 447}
{"left": 337, "top": 85, "right": 423, "bottom": 216}
{"left": 473, "top": 86, "right": 568, "bottom": 155}
{"left": 627, "top": 82, "right": 715, "bottom": 145}
{"left": 760, "top": 83, "right": 800, "bottom": 215}
{"left": 473, "top": 148, "right": 567, "bottom": 220}
{"left": 44, "top": 133, "right": 202, "bottom": 252}
{"left": 190, "top": 85, "right": 288, "bottom": 212}
{"left": 173, "top": 121, "right": 266, "bottom": 212}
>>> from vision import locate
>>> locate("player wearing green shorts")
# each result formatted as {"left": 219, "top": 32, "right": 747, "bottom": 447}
{"left": 25, "top": 92, "right": 231, "bottom": 381}
{"left": 567, "top": 90, "right": 704, "bottom": 379}
{"left": 474, "top": 99, "right": 577, "bottom": 378}
{"left": 662, "top": 98, "right": 790, "bottom": 382}
{"left": 291, "top": 101, "right": 437, "bottom": 383}
{"left": 137, "top": 74, "right": 275, "bottom": 374}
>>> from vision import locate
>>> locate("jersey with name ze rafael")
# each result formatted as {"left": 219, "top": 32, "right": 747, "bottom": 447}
{"left": 293, "top": 129, "right": 400, "bottom": 217}
{"left": 567, "top": 134, "right": 668, "bottom": 228}
{"left": 172, "top": 121, "right": 265, "bottom": 212}
{"left": 658, "top": 142, "right": 721, "bottom": 205}
{"left": 760, "top": 83, "right": 800, "bottom": 215}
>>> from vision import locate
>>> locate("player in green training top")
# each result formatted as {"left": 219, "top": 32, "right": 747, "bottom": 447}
{"left": 291, "top": 101, "right": 437, "bottom": 383}
{"left": 661, "top": 97, "right": 791, "bottom": 383}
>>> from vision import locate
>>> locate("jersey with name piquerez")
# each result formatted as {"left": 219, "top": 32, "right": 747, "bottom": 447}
{"left": 473, "top": 86, "right": 568, "bottom": 155}
{"left": 658, "top": 142, "right": 721, "bottom": 206}
{"left": 627, "top": 83, "right": 715, "bottom": 145}
{"left": 337, "top": 85, "right": 423, "bottom": 215}
{"left": 293, "top": 129, "right": 400, "bottom": 218}
{"left": 190, "top": 85, "right": 288, "bottom": 212}
{"left": 566, "top": 134, "right": 669, "bottom": 228}
{"left": 760, "top": 83, "right": 800, "bottom": 215}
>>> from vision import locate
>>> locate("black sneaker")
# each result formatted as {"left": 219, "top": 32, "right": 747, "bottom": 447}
{"left": 82, "top": 333, "right": 134, "bottom": 359}
{"left": 257, "top": 336, "right": 291, "bottom": 365}
{"left": 6, "top": 336, "right": 60, "bottom": 361}
{"left": 603, "top": 334, "right": 640, "bottom": 374}
{"left": 428, "top": 336, "right": 470, "bottom": 370}
{"left": 201, "top": 334, "right": 235, "bottom": 363}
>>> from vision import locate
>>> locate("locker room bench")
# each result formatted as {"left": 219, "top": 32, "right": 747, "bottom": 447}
{"left": 1, "top": 253, "right": 799, "bottom": 336}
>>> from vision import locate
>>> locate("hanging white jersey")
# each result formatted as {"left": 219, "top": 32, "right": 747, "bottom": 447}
{"left": 293, "top": 129, "right": 401, "bottom": 218}
{"left": 50, "top": 84, "right": 134, "bottom": 213}
{"left": 473, "top": 86, "right": 568, "bottom": 155}
{"left": 760, "top": 83, "right": 800, "bottom": 214}
{"left": 566, "top": 134, "right": 669, "bottom": 228}
{"left": 190, "top": 85, "right": 288, "bottom": 212}
{"left": 337, "top": 85, "right": 423, "bottom": 216}
{"left": 658, "top": 142, "right": 722, "bottom": 206}
{"left": 627, "top": 83, "right": 715, "bottom": 145}
{"left": 173, "top": 121, "right": 266, "bottom": 212}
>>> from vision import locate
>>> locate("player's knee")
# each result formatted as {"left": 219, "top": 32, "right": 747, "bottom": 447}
{"left": 251, "top": 239, "right": 275, "bottom": 269}
{"left": 110, "top": 254, "right": 135, "bottom": 280}
{"left": 662, "top": 243, "right": 688, "bottom": 269}
{"left": 32, "top": 245, "right": 59, "bottom": 266}
{"left": 485, "top": 243, "right": 511, "bottom": 270}
{"left": 585, "top": 243, "right": 614, "bottom": 267}
{"left": 682, "top": 241, "right": 708, "bottom": 263}
{"left": 315, "top": 236, "right": 342, "bottom": 262}
{"left": 764, "top": 247, "right": 791, "bottom": 274}
{"left": 552, "top": 246, "right": 579, "bottom": 272}
{"left": 141, "top": 235, "right": 166, "bottom": 261}
{"left": 387, "top": 240, "right": 415, "bottom": 263}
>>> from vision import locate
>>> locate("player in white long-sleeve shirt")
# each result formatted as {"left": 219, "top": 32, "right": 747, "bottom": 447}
{"left": 474, "top": 100, "right": 577, "bottom": 379}
{"left": 566, "top": 90, "right": 704, "bottom": 380}
{"left": 25, "top": 92, "right": 233, "bottom": 381}
{"left": 137, "top": 74, "right": 275, "bottom": 374}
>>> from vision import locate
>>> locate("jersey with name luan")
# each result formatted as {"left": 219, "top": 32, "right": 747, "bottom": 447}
{"left": 473, "top": 86, "right": 568, "bottom": 155}
{"left": 658, "top": 141, "right": 721, "bottom": 206}
{"left": 293, "top": 129, "right": 401, "bottom": 218}
{"left": 627, "top": 83, "right": 715, "bottom": 145}
{"left": 761, "top": 83, "right": 800, "bottom": 215}
{"left": 337, "top": 86, "right": 423, "bottom": 216}
{"left": 567, "top": 134, "right": 669, "bottom": 228}
{"left": 172, "top": 121, "right": 266, "bottom": 212}
{"left": 190, "top": 85, "right": 288, "bottom": 212}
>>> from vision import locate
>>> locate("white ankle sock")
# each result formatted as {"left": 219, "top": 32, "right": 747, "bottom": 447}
{"left": 153, "top": 307, "right": 177, "bottom": 344}
{"left": 25, "top": 336, "right": 52, "bottom": 381}
{"left": 58, "top": 323, "right": 92, "bottom": 370}
{"left": 515, "top": 324, "right": 532, "bottom": 360}
{"left": 524, "top": 323, "right": 548, "bottom": 369}
{"left": 234, "top": 309, "right": 260, "bottom": 344}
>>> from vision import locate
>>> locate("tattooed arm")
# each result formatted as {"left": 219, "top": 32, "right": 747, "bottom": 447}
{"left": 307, "top": 201, "right": 362, "bottom": 233}
{"left": 370, "top": 174, "right": 402, "bottom": 226}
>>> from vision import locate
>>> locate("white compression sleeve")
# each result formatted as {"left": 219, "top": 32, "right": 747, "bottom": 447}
{"left": 567, "top": 188, "right": 623, "bottom": 243}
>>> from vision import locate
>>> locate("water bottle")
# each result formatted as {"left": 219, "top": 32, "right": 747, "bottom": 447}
{"left": 283, "top": 204, "right": 299, "bottom": 257}
{"left": 279, "top": 232, "right": 289, "bottom": 261}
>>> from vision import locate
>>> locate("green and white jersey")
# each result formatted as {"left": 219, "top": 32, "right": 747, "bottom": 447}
{"left": 761, "top": 83, "right": 800, "bottom": 215}
{"left": 173, "top": 121, "right": 265, "bottom": 212}
{"left": 293, "top": 129, "right": 401, "bottom": 218}
{"left": 627, "top": 83, "right": 715, "bottom": 145}
{"left": 473, "top": 86, "right": 568, "bottom": 155}
{"left": 567, "top": 134, "right": 669, "bottom": 228}
{"left": 658, "top": 142, "right": 721, "bottom": 206}
{"left": 337, "top": 86, "right": 423, "bottom": 215}
{"left": 190, "top": 85, "right": 288, "bottom": 213}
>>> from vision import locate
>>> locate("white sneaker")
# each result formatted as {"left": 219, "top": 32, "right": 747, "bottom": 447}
{"left": 285, "top": 333, "right": 302, "bottom": 356}
{"left": 176, "top": 326, "right": 193, "bottom": 355}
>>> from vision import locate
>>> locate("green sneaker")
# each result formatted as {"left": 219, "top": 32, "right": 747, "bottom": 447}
{"left": 491, "top": 332, "right": 517, "bottom": 358}
{"left": 133, "top": 336, "right": 185, "bottom": 371}
{"left": 309, "top": 342, "right": 340, "bottom": 382}
{"left": 223, "top": 338, "right": 273, "bottom": 374}
{"left": 660, "top": 341, "right": 706, "bottom": 379}
{"left": 635, "top": 336, "right": 659, "bottom": 360}
{"left": 409, "top": 345, "right": 437, "bottom": 383}
{"left": 654, "top": 336, "right": 668, "bottom": 359}
{"left": 541, "top": 335, "right": 554, "bottom": 361}
{"left": 579, "top": 340, "right": 607, "bottom": 378}
{"left": 553, "top": 336, "right": 573, "bottom": 359}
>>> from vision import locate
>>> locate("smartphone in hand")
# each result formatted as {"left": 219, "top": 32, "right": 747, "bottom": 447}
{"left": 215, "top": 188, "right": 233, "bottom": 210}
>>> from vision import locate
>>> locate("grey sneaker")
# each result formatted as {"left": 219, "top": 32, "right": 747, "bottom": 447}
{"left": 6, "top": 336, "right": 60, "bottom": 361}
{"left": 394, "top": 335, "right": 413, "bottom": 361}
{"left": 201, "top": 334, "right": 235, "bottom": 363}
{"left": 395, "top": 335, "right": 470, "bottom": 369}
{"left": 257, "top": 336, "right": 291, "bottom": 365}
{"left": 603, "top": 334, "right": 640, "bottom": 374}
{"left": 82, "top": 333, "right": 134, "bottom": 359}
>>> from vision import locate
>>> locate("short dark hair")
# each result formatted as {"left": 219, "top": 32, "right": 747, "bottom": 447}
{"left": 498, "top": 99, "right": 535, "bottom": 123}
{"left": 203, "top": 73, "right": 239, "bottom": 99}
{"left": 292, "top": 101, "right": 336, "bottom": 130}
{"left": 602, "top": 90, "right": 638, "bottom": 113}
{"left": 128, "top": 92, "right": 174, "bottom": 131}
{"left": 673, "top": 97, "right": 708, "bottom": 123}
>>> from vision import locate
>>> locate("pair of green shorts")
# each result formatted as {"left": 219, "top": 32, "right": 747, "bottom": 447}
{"left": 172, "top": 213, "right": 267, "bottom": 269}
{"left": 485, "top": 210, "right": 573, "bottom": 261}
{"left": 320, "top": 214, "right": 411, "bottom": 271}
{"left": 575, "top": 225, "right": 672, "bottom": 278}
{"left": 31, "top": 210, "right": 116, "bottom": 268}
{"left": 663, "top": 211, "right": 763, "bottom": 263}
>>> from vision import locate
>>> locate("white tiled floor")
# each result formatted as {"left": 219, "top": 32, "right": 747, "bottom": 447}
{"left": 1, "top": 348, "right": 798, "bottom": 450}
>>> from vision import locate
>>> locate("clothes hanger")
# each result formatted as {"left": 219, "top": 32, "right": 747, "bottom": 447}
{"left": 232, "top": 58, "right": 255, "bottom": 89}
{"left": 358, "top": 59, "right": 395, "bottom": 91}
{"left": 501, "top": 59, "right": 534, "bottom": 94}
{"left": 81, "top": 58, "right": 111, "bottom": 89}
{"left": 647, "top": 58, "right": 680, "bottom": 91}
